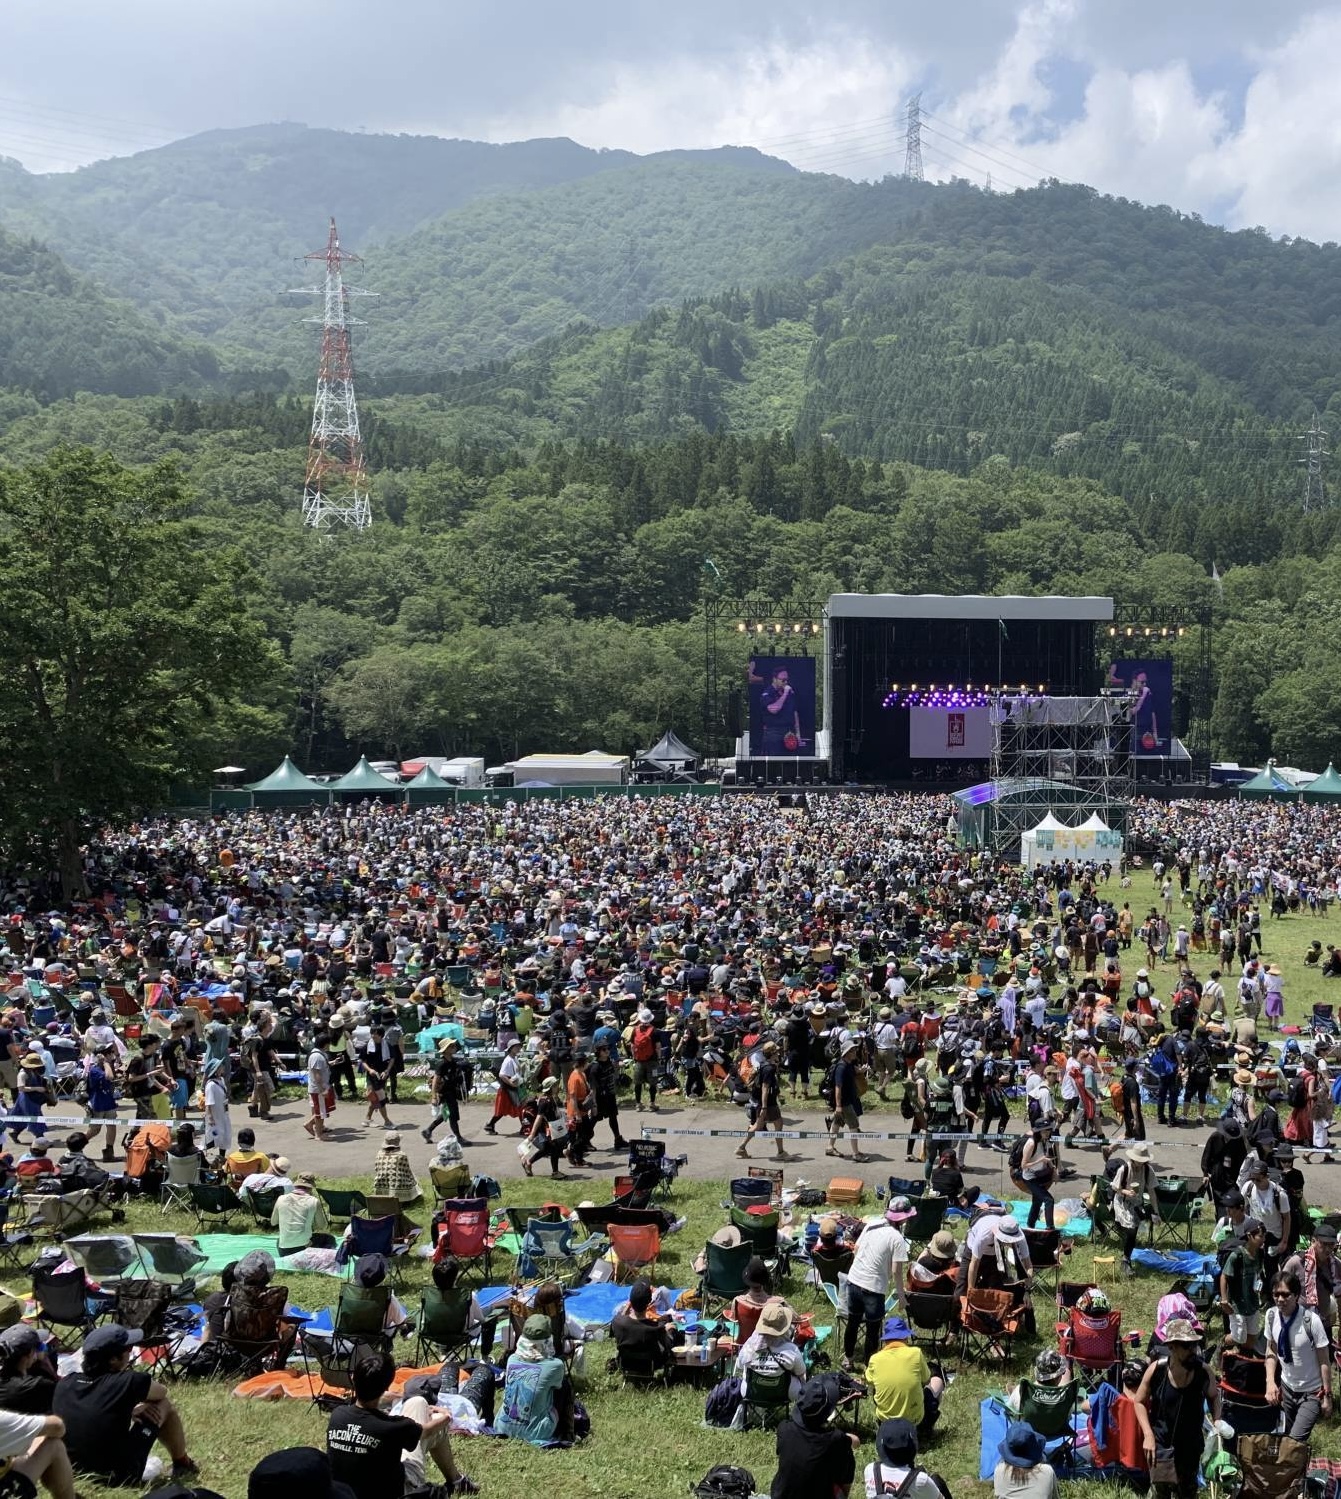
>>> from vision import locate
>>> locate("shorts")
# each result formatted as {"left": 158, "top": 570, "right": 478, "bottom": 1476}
{"left": 759, "top": 1103, "right": 783, "bottom": 1126}
{"left": 169, "top": 1078, "right": 189, "bottom": 1109}
{"left": 86, "top": 1109, "right": 118, "bottom": 1123}
{"left": 310, "top": 1091, "right": 330, "bottom": 1120}
{"left": 833, "top": 1105, "right": 861, "bottom": 1132}
{"left": 1229, "top": 1310, "right": 1262, "bottom": 1345}
{"left": 102, "top": 1419, "right": 157, "bottom": 1488}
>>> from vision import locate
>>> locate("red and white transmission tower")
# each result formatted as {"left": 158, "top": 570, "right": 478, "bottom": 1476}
{"left": 290, "top": 218, "right": 373, "bottom": 531}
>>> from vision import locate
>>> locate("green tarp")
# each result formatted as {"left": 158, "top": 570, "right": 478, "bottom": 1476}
{"left": 1236, "top": 762, "right": 1297, "bottom": 800}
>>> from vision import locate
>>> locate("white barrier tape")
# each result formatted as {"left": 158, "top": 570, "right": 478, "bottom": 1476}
{"left": 636, "top": 1124, "right": 1041, "bottom": 1144}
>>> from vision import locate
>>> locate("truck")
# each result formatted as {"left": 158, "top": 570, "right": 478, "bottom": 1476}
{"left": 399, "top": 756, "right": 485, "bottom": 787}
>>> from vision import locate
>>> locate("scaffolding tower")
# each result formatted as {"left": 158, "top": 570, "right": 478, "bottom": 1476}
{"left": 987, "top": 692, "right": 1135, "bottom": 855}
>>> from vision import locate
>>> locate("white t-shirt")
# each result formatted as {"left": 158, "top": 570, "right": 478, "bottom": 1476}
{"left": 865, "top": 1462, "right": 944, "bottom": 1498}
{"left": 1264, "top": 1304, "right": 1330, "bottom": 1392}
{"left": 848, "top": 1221, "right": 909, "bottom": 1296}
{"left": 993, "top": 1460, "right": 1059, "bottom": 1499}
{"left": 0, "top": 1409, "right": 47, "bottom": 1459}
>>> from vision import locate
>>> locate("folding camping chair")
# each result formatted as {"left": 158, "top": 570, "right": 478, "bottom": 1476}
{"left": 187, "top": 1182, "right": 245, "bottom": 1230}
{"left": 1022, "top": 1227, "right": 1071, "bottom": 1292}
{"left": 1152, "top": 1176, "right": 1206, "bottom": 1250}
{"left": 303, "top": 1282, "right": 393, "bottom": 1397}
{"left": 1057, "top": 1303, "right": 1125, "bottom": 1391}
{"left": 31, "top": 1264, "right": 112, "bottom": 1342}
{"left": 746, "top": 1167, "right": 784, "bottom": 1204}
{"left": 809, "top": 1243, "right": 854, "bottom": 1290}
{"left": 114, "top": 1280, "right": 198, "bottom": 1375}
{"left": 902, "top": 1194, "right": 947, "bottom": 1245}
{"left": 516, "top": 1217, "right": 604, "bottom": 1285}
{"left": 739, "top": 1366, "right": 792, "bottom": 1430}
{"left": 160, "top": 1152, "right": 201, "bottom": 1215}
{"left": 701, "top": 1239, "right": 753, "bottom": 1304}
{"left": 0, "top": 1194, "right": 35, "bottom": 1273}
{"left": 316, "top": 1188, "right": 367, "bottom": 1226}
{"left": 1087, "top": 1175, "right": 1117, "bottom": 1244}
{"left": 729, "top": 1205, "right": 787, "bottom": 1275}
{"left": 607, "top": 1222, "right": 661, "bottom": 1283}
{"left": 886, "top": 1176, "right": 928, "bottom": 1200}
{"left": 364, "top": 1194, "right": 420, "bottom": 1242}
{"left": 63, "top": 1234, "right": 138, "bottom": 1287}
{"left": 628, "top": 1140, "right": 680, "bottom": 1200}
{"left": 129, "top": 1233, "right": 208, "bottom": 1302}
{"left": 959, "top": 1288, "right": 1025, "bottom": 1367}
{"left": 429, "top": 1162, "right": 471, "bottom": 1201}
{"left": 616, "top": 1340, "right": 670, "bottom": 1390}
{"left": 220, "top": 1283, "right": 294, "bottom": 1377}
{"left": 345, "top": 1213, "right": 411, "bottom": 1284}
{"left": 434, "top": 1198, "right": 494, "bottom": 1282}
{"left": 413, "top": 1286, "right": 480, "bottom": 1367}
{"left": 21, "top": 1189, "right": 103, "bottom": 1238}
{"left": 905, "top": 1285, "right": 957, "bottom": 1362}
{"left": 1218, "top": 1346, "right": 1277, "bottom": 1437}
{"left": 731, "top": 1296, "right": 765, "bottom": 1345}
{"left": 1016, "top": 1378, "right": 1082, "bottom": 1471}
{"left": 727, "top": 1177, "right": 774, "bottom": 1212}
{"left": 246, "top": 1186, "right": 285, "bottom": 1231}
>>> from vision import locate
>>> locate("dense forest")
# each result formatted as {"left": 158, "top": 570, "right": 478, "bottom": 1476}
{"left": 2, "top": 126, "right": 1341, "bottom": 812}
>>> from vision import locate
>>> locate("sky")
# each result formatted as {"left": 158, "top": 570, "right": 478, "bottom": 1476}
{"left": 3, "top": 1, "right": 1340, "bottom": 241}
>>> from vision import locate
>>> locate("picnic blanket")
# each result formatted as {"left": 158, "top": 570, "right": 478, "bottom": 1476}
{"left": 1131, "top": 1249, "right": 1218, "bottom": 1277}
{"left": 476, "top": 1282, "right": 688, "bottom": 1327}
{"left": 979, "top": 1396, "right": 1087, "bottom": 1480}
{"left": 234, "top": 1362, "right": 440, "bottom": 1401}
{"left": 1007, "top": 1201, "right": 1092, "bottom": 1238}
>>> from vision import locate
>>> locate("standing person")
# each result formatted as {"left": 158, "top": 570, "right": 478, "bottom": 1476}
{"left": 359, "top": 1031, "right": 393, "bottom": 1130}
{"left": 160, "top": 1016, "right": 195, "bottom": 1126}
{"left": 202, "top": 1009, "right": 232, "bottom": 1088}
{"left": 1132, "top": 1319, "right": 1221, "bottom": 1499}
{"left": 1112, "top": 1144, "right": 1161, "bottom": 1277}
{"left": 1117, "top": 1058, "right": 1145, "bottom": 1141}
{"left": 1282, "top": 1223, "right": 1339, "bottom": 1344}
{"left": 520, "top": 1077, "right": 567, "bottom": 1180}
{"left": 739, "top": 1041, "right": 791, "bottom": 1163}
{"left": 873, "top": 1008, "right": 901, "bottom": 1099}
{"left": 1178, "top": 1027, "right": 1214, "bottom": 1127}
{"left": 842, "top": 1199, "right": 912, "bottom": 1371}
{"left": 1017, "top": 1118, "right": 1057, "bottom": 1232}
{"left": 325, "top": 1018, "right": 358, "bottom": 1103}
{"left": 202, "top": 1059, "right": 231, "bottom": 1155}
{"left": 977, "top": 1040, "right": 1011, "bottom": 1150}
{"left": 11, "top": 1051, "right": 51, "bottom": 1143}
{"left": 1264, "top": 1271, "right": 1332, "bottom": 1443}
{"left": 675, "top": 1020, "right": 706, "bottom": 1099}
{"left": 305, "top": 1034, "right": 333, "bottom": 1142}
{"left": 627, "top": 1008, "right": 660, "bottom": 1113}
{"left": 827, "top": 1039, "right": 870, "bottom": 1164}
{"left": 589, "top": 1039, "right": 627, "bottom": 1150}
{"left": 483, "top": 1039, "right": 525, "bottom": 1136}
{"left": 84, "top": 1043, "right": 121, "bottom": 1162}
{"left": 422, "top": 1037, "right": 467, "bottom": 1147}
{"left": 1219, "top": 1218, "right": 1267, "bottom": 1347}
{"left": 564, "top": 1053, "right": 595, "bottom": 1169}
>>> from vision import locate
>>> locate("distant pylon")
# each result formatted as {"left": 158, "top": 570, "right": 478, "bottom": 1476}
{"left": 1299, "top": 409, "right": 1330, "bottom": 512}
{"left": 904, "top": 94, "right": 924, "bottom": 181}
{"left": 289, "top": 218, "right": 374, "bottom": 531}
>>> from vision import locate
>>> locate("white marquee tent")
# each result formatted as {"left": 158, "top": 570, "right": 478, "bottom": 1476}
{"left": 1021, "top": 811, "right": 1124, "bottom": 869}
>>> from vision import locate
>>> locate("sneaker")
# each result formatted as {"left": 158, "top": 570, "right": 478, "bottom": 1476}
{"left": 669, "top": 1216, "right": 688, "bottom": 1233}
{"left": 454, "top": 1478, "right": 481, "bottom": 1496}
{"left": 172, "top": 1458, "right": 200, "bottom": 1478}
{"left": 420, "top": 1128, "right": 434, "bottom": 1144}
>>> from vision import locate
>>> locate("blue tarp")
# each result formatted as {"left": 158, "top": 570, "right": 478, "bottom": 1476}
{"left": 1131, "top": 1249, "right": 1218, "bottom": 1277}
{"left": 979, "top": 1397, "right": 1086, "bottom": 1481}
{"left": 1007, "top": 1201, "right": 1092, "bottom": 1238}
{"left": 477, "top": 1282, "right": 687, "bottom": 1326}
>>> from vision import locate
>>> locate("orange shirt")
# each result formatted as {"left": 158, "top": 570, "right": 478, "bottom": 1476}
{"left": 566, "top": 1068, "right": 590, "bottom": 1125}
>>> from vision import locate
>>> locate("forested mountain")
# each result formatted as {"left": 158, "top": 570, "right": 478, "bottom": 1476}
{"left": 0, "top": 226, "right": 219, "bottom": 398}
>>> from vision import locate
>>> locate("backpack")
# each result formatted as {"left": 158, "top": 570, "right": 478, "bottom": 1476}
{"left": 631, "top": 1025, "right": 656, "bottom": 1063}
{"left": 819, "top": 1064, "right": 838, "bottom": 1107}
{"left": 901, "top": 1025, "right": 923, "bottom": 1060}
{"left": 1109, "top": 1079, "right": 1125, "bottom": 1112}
{"left": 869, "top": 1463, "right": 923, "bottom": 1498}
{"left": 1008, "top": 1135, "right": 1028, "bottom": 1176}
{"left": 700, "top": 1379, "right": 744, "bottom": 1430}
{"left": 694, "top": 1465, "right": 754, "bottom": 1499}
{"left": 1289, "top": 1076, "right": 1310, "bottom": 1111}
{"left": 1149, "top": 1046, "right": 1175, "bottom": 1078}
{"left": 900, "top": 1075, "right": 919, "bottom": 1120}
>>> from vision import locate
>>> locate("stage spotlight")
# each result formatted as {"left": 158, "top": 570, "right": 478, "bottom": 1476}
{"left": 1144, "top": 627, "right": 1152, "bottom": 637}
{"left": 755, "top": 622, "right": 766, "bottom": 635}
{"left": 810, "top": 622, "right": 820, "bottom": 634}
{"left": 1124, "top": 627, "right": 1133, "bottom": 637}
{"left": 1177, "top": 626, "right": 1186, "bottom": 638}
{"left": 1108, "top": 626, "right": 1117, "bottom": 637}
{"left": 1037, "top": 683, "right": 1045, "bottom": 693}
{"left": 736, "top": 621, "right": 747, "bottom": 633}
{"left": 792, "top": 622, "right": 803, "bottom": 634}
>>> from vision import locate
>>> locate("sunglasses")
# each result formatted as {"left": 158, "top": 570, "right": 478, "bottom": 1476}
{"left": 1272, "top": 1291, "right": 1297, "bottom": 1300}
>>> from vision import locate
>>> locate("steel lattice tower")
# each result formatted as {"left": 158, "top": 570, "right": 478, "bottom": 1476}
{"left": 904, "top": 94, "right": 924, "bottom": 181}
{"left": 290, "top": 218, "right": 373, "bottom": 531}
{"left": 1300, "top": 409, "right": 1330, "bottom": 512}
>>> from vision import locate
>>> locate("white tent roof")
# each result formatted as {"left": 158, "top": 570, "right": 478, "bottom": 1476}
{"left": 1080, "top": 813, "right": 1110, "bottom": 830}
{"left": 1029, "top": 813, "right": 1068, "bottom": 832}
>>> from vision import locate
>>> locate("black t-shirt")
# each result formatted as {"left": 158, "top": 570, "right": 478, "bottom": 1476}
{"left": 0, "top": 1369, "right": 55, "bottom": 1413}
{"left": 125, "top": 1052, "right": 157, "bottom": 1100}
{"left": 53, "top": 1367, "right": 153, "bottom": 1482}
{"left": 770, "top": 1417, "right": 856, "bottom": 1499}
{"left": 611, "top": 1311, "right": 672, "bottom": 1367}
{"left": 326, "top": 1402, "right": 421, "bottom": 1499}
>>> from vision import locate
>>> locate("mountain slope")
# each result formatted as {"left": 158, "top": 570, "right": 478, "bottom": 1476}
{"left": 0, "top": 226, "right": 219, "bottom": 398}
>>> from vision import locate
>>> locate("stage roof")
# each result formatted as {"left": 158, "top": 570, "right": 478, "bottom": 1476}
{"left": 827, "top": 593, "right": 1114, "bottom": 622}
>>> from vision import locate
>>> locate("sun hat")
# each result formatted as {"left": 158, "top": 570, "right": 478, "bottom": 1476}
{"left": 272, "top": 1156, "right": 290, "bottom": 1174}
{"left": 1161, "top": 1317, "right": 1202, "bottom": 1343}
{"left": 928, "top": 1230, "right": 958, "bottom": 1260}
{"left": 881, "top": 1315, "right": 912, "bottom": 1341}
{"left": 539, "top": 1076, "right": 560, "bottom": 1092}
{"left": 995, "top": 1216, "right": 1024, "bottom": 1242}
{"left": 382, "top": 1132, "right": 401, "bottom": 1147}
{"left": 1127, "top": 1144, "right": 1153, "bottom": 1165}
{"left": 841, "top": 1039, "right": 860, "bottom": 1057}
{"left": 436, "top": 1037, "right": 460, "bottom": 1053}
{"left": 1315, "top": 1224, "right": 1339, "bottom": 1245}
{"left": 999, "top": 1422, "right": 1047, "bottom": 1469}
{"left": 1034, "top": 1348, "right": 1067, "bottom": 1382}
{"left": 757, "top": 1299, "right": 795, "bottom": 1338}
{"left": 295, "top": 1171, "right": 316, "bottom": 1187}
{"left": 876, "top": 1417, "right": 919, "bottom": 1467}
{"left": 885, "top": 1195, "right": 916, "bottom": 1223}
{"left": 792, "top": 1376, "right": 837, "bottom": 1429}
{"left": 708, "top": 1225, "right": 743, "bottom": 1249}
{"left": 1234, "top": 1068, "right": 1254, "bottom": 1086}
{"left": 19, "top": 1054, "right": 41, "bottom": 1069}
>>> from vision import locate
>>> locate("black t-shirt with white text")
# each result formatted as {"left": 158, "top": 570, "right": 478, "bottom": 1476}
{"left": 326, "top": 1401, "right": 421, "bottom": 1499}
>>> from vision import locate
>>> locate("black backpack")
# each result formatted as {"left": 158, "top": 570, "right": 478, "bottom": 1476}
{"left": 693, "top": 1465, "right": 756, "bottom": 1499}
{"left": 1290, "top": 1076, "right": 1310, "bottom": 1110}
{"left": 1008, "top": 1135, "right": 1028, "bottom": 1175}
{"left": 819, "top": 1063, "right": 838, "bottom": 1107}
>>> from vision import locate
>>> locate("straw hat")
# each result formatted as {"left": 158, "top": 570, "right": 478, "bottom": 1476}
{"left": 1127, "top": 1144, "right": 1153, "bottom": 1165}
{"left": 757, "top": 1299, "right": 795, "bottom": 1338}
{"left": 1234, "top": 1068, "right": 1255, "bottom": 1086}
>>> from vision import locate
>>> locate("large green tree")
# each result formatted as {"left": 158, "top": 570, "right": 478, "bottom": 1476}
{"left": 0, "top": 448, "right": 278, "bottom": 891}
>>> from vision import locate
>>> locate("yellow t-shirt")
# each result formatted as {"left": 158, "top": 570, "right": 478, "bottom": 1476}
{"left": 868, "top": 1341, "right": 930, "bottom": 1424}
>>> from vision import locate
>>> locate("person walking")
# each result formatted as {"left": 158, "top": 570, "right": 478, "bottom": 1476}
{"left": 305, "top": 1035, "right": 333, "bottom": 1142}
{"left": 422, "top": 1037, "right": 468, "bottom": 1147}
{"left": 739, "top": 1041, "right": 791, "bottom": 1162}
{"left": 825, "top": 1040, "right": 869, "bottom": 1164}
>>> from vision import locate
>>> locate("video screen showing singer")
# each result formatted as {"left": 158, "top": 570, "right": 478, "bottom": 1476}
{"left": 748, "top": 656, "right": 816, "bottom": 756}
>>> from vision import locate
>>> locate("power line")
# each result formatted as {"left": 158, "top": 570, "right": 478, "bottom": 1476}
{"left": 919, "top": 110, "right": 1054, "bottom": 181}
{"left": 904, "top": 94, "right": 924, "bottom": 182}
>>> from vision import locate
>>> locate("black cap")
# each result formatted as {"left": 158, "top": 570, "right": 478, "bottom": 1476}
{"left": 792, "top": 1376, "right": 836, "bottom": 1428}
{"left": 249, "top": 1448, "right": 356, "bottom": 1499}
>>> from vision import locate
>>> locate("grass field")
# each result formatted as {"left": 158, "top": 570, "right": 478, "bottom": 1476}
{"left": 49, "top": 872, "right": 1341, "bottom": 1496}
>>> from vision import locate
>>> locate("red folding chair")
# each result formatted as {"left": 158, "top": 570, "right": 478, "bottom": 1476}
{"left": 1058, "top": 1304, "right": 1124, "bottom": 1390}
{"left": 433, "top": 1197, "right": 494, "bottom": 1282}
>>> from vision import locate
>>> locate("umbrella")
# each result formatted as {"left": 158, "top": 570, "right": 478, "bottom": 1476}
{"left": 213, "top": 766, "right": 246, "bottom": 776}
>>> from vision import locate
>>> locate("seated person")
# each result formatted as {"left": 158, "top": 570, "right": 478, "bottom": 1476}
{"left": 994, "top": 1421, "right": 1058, "bottom": 1499}
{"left": 610, "top": 1279, "right": 675, "bottom": 1371}
{"left": 200, "top": 1261, "right": 238, "bottom": 1345}
{"left": 864, "top": 1415, "right": 952, "bottom": 1499}
{"left": 371, "top": 1133, "right": 422, "bottom": 1206}
{"left": 1305, "top": 941, "right": 1323, "bottom": 967}
{"left": 270, "top": 1173, "right": 335, "bottom": 1255}
{"left": 496, "top": 1314, "right": 574, "bottom": 1444}
{"left": 352, "top": 1253, "right": 412, "bottom": 1338}
{"left": 930, "top": 1149, "right": 978, "bottom": 1210}
{"left": 431, "top": 1257, "right": 494, "bottom": 1358}
{"left": 240, "top": 1155, "right": 292, "bottom": 1201}
{"left": 15, "top": 1141, "right": 57, "bottom": 1182}
{"left": 0, "top": 1324, "right": 58, "bottom": 1413}
{"left": 225, "top": 1128, "right": 270, "bottom": 1187}
{"left": 249, "top": 1445, "right": 358, "bottom": 1499}
{"left": 770, "top": 1377, "right": 858, "bottom": 1499}
{"left": 52, "top": 1325, "right": 198, "bottom": 1488}
{"left": 867, "top": 1316, "right": 944, "bottom": 1433}
{"left": 54, "top": 1132, "right": 120, "bottom": 1198}
{"left": 908, "top": 1231, "right": 959, "bottom": 1290}
{"left": 735, "top": 1298, "right": 807, "bottom": 1401}
{"left": 810, "top": 1217, "right": 855, "bottom": 1278}
{"left": 1004, "top": 1347, "right": 1088, "bottom": 1415}
{"left": 167, "top": 1123, "right": 205, "bottom": 1168}
{"left": 0, "top": 1408, "right": 75, "bottom": 1499}
{"left": 326, "top": 1348, "right": 477, "bottom": 1497}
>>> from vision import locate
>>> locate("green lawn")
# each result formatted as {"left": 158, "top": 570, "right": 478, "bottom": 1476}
{"left": 48, "top": 871, "right": 1341, "bottom": 1495}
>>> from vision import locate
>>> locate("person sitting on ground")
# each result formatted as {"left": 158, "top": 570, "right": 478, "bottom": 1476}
{"left": 0, "top": 1325, "right": 58, "bottom": 1413}
{"left": 249, "top": 1445, "right": 357, "bottom": 1499}
{"left": 240, "top": 1154, "right": 293, "bottom": 1202}
{"left": 864, "top": 1415, "right": 953, "bottom": 1499}
{"left": 610, "top": 1279, "right": 675, "bottom": 1372}
{"left": 225, "top": 1129, "right": 270, "bottom": 1187}
{"left": 371, "top": 1132, "right": 422, "bottom": 1206}
{"left": 908, "top": 1231, "right": 959, "bottom": 1289}
{"left": 735, "top": 1298, "right": 808, "bottom": 1402}
{"left": 14, "top": 1140, "right": 56, "bottom": 1182}
{"left": 52, "top": 1325, "right": 199, "bottom": 1488}
{"left": 270, "top": 1172, "right": 335, "bottom": 1255}
{"left": 526, "top": 1279, "right": 585, "bottom": 1361}
{"left": 495, "top": 1313, "right": 574, "bottom": 1445}
{"left": 0, "top": 1406, "right": 75, "bottom": 1499}
{"left": 326, "top": 1347, "right": 478, "bottom": 1497}
{"left": 770, "top": 1376, "right": 858, "bottom": 1499}
{"left": 54, "top": 1132, "right": 119, "bottom": 1198}
{"left": 993, "top": 1421, "right": 1058, "bottom": 1499}
{"left": 867, "top": 1316, "right": 944, "bottom": 1433}
{"left": 930, "top": 1149, "right": 978, "bottom": 1210}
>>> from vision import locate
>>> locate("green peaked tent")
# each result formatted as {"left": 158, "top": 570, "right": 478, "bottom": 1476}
{"left": 1236, "top": 761, "right": 1296, "bottom": 800}
{"left": 404, "top": 764, "right": 457, "bottom": 806}
{"left": 1303, "top": 763, "right": 1341, "bottom": 801}
{"left": 244, "top": 756, "right": 330, "bottom": 807}
{"left": 329, "top": 756, "right": 403, "bottom": 799}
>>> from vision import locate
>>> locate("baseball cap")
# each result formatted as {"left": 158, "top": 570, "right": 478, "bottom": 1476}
{"left": 82, "top": 1325, "right": 143, "bottom": 1361}
{"left": 0, "top": 1325, "right": 40, "bottom": 1356}
{"left": 248, "top": 1448, "right": 356, "bottom": 1499}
